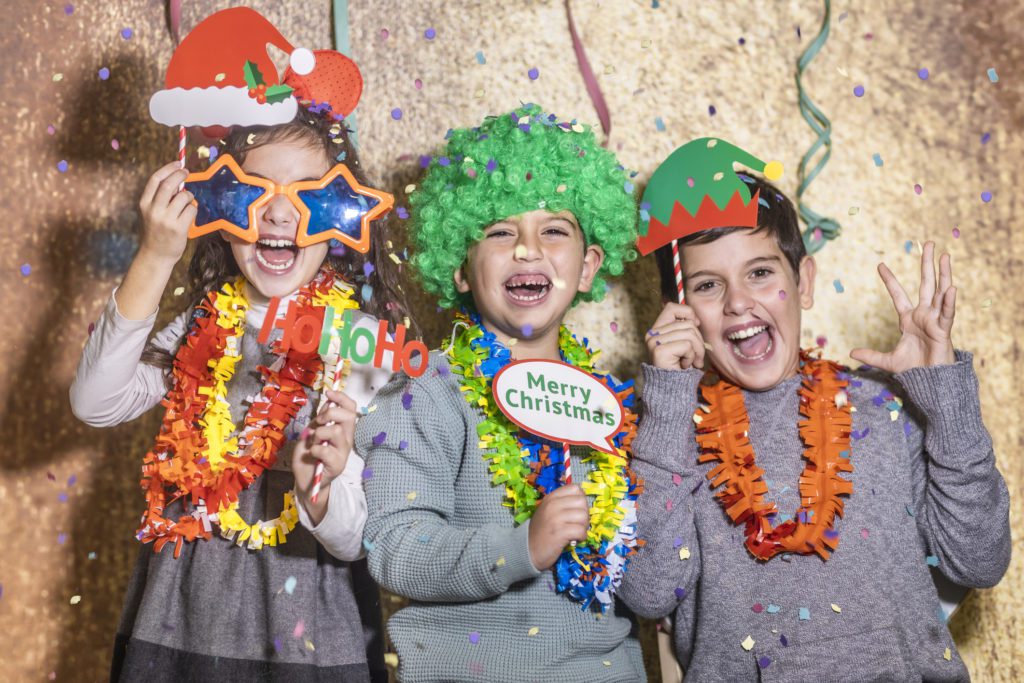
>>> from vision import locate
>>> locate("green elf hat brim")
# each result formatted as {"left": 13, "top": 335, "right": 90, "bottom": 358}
{"left": 637, "top": 137, "right": 783, "bottom": 256}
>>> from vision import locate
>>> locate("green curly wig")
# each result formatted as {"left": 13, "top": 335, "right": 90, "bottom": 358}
{"left": 409, "top": 103, "right": 638, "bottom": 309}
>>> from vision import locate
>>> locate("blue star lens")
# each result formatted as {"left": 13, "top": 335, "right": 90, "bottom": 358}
{"left": 186, "top": 165, "right": 268, "bottom": 235}
{"left": 297, "top": 172, "right": 379, "bottom": 241}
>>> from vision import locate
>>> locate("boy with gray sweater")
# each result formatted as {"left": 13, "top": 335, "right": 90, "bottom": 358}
{"left": 621, "top": 156, "right": 1010, "bottom": 682}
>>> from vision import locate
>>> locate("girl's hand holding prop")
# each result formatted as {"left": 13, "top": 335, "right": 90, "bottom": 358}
{"left": 851, "top": 241, "right": 956, "bottom": 372}
{"left": 292, "top": 389, "right": 357, "bottom": 524}
{"left": 138, "top": 162, "right": 195, "bottom": 264}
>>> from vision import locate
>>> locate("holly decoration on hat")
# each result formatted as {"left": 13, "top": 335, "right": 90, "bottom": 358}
{"left": 243, "top": 61, "right": 294, "bottom": 105}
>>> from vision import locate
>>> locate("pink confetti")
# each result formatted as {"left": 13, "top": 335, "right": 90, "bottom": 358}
{"left": 610, "top": 321, "right": 619, "bottom": 333}
{"left": 380, "top": 28, "right": 389, "bottom": 40}
{"left": 672, "top": 473, "right": 682, "bottom": 486}
{"left": 815, "top": 335, "right": 828, "bottom": 348}
{"left": 414, "top": 78, "right": 423, "bottom": 90}
{"left": 752, "top": 603, "right": 764, "bottom": 613}
{"left": 860, "top": 528, "right": 870, "bottom": 539}
{"left": 913, "top": 183, "right": 923, "bottom": 195}
{"left": 293, "top": 620, "right": 305, "bottom": 638}
{"left": 46, "top": 124, "right": 56, "bottom": 135}
{"left": 778, "top": 289, "right": 787, "bottom": 300}
{"left": 952, "top": 227, "right": 960, "bottom": 238}
{"left": 665, "top": 500, "right": 673, "bottom": 511}
{"left": 686, "top": 177, "right": 695, "bottom": 188}
{"left": 111, "top": 139, "right": 120, "bottom": 150}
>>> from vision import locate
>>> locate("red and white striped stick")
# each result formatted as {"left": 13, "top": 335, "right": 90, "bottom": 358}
{"left": 178, "top": 125, "right": 187, "bottom": 190}
{"left": 671, "top": 238, "right": 684, "bottom": 303}
{"left": 562, "top": 443, "right": 572, "bottom": 485}
{"left": 310, "top": 335, "right": 345, "bottom": 503}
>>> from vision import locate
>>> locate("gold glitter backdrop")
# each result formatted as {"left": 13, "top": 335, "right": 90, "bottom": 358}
{"left": 0, "top": 1, "right": 1020, "bottom": 681}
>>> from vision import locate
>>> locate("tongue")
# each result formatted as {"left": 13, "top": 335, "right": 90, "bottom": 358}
{"left": 258, "top": 245, "right": 294, "bottom": 265}
{"left": 736, "top": 329, "right": 770, "bottom": 357}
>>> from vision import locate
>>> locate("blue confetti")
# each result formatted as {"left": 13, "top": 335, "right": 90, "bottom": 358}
{"left": 363, "top": 538, "right": 377, "bottom": 552}
{"left": 766, "top": 604, "right": 781, "bottom": 613}
{"left": 528, "top": 67, "right": 539, "bottom": 80}
{"left": 926, "top": 555, "right": 940, "bottom": 567}
{"left": 98, "top": 67, "right": 110, "bottom": 80}
{"left": 872, "top": 153, "right": 883, "bottom": 167}
{"left": 475, "top": 51, "right": 486, "bottom": 65}
{"left": 654, "top": 117, "right": 666, "bottom": 132}
{"left": 363, "top": 262, "right": 375, "bottom": 278}
{"left": 372, "top": 431, "right": 387, "bottom": 446}
{"left": 833, "top": 279, "right": 844, "bottom": 293}
{"left": 396, "top": 206, "right": 409, "bottom": 219}
{"left": 398, "top": 439, "right": 409, "bottom": 450}
{"left": 987, "top": 67, "right": 998, "bottom": 83}
{"left": 758, "top": 657, "right": 771, "bottom": 669}
{"left": 918, "top": 68, "right": 929, "bottom": 80}
{"left": 485, "top": 158, "right": 497, "bottom": 172}
{"left": 674, "top": 587, "right": 687, "bottom": 599}
{"left": 57, "top": 160, "right": 68, "bottom": 173}
{"left": 19, "top": 263, "right": 31, "bottom": 276}
{"left": 853, "top": 84, "right": 865, "bottom": 97}
{"left": 780, "top": 634, "right": 789, "bottom": 647}
{"left": 402, "top": 391, "right": 413, "bottom": 410}
{"left": 624, "top": 181, "right": 634, "bottom": 194}
{"left": 981, "top": 132, "right": 991, "bottom": 145}
{"left": 904, "top": 240, "right": 913, "bottom": 254}
{"left": 120, "top": 27, "right": 133, "bottom": 39}
{"left": 390, "top": 108, "right": 403, "bottom": 121}
{"left": 361, "top": 283, "right": 373, "bottom": 302}
{"left": 906, "top": 504, "right": 916, "bottom": 517}
{"left": 362, "top": 467, "right": 373, "bottom": 480}
{"left": 424, "top": 27, "right": 436, "bottom": 40}
{"left": 981, "top": 191, "right": 992, "bottom": 203}
{"left": 708, "top": 105, "right": 717, "bottom": 116}
{"left": 799, "top": 607, "right": 810, "bottom": 620}
{"left": 284, "top": 576, "right": 297, "bottom": 594}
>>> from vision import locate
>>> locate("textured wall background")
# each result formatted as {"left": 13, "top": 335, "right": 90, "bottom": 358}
{"left": 0, "top": 1, "right": 1020, "bottom": 680}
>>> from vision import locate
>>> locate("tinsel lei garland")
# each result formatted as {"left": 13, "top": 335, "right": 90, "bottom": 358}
{"left": 695, "top": 350, "right": 853, "bottom": 561}
{"left": 137, "top": 268, "right": 358, "bottom": 558}
{"left": 446, "top": 313, "right": 643, "bottom": 611}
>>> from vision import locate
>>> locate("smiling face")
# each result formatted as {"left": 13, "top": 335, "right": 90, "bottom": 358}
{"left": 221, "top": 140, "right": 331, "bottom": 302}
{"left": 682, "top": 229, "right": 816, "bottom": 390}
{"left": 454, "top": 209, "right": 604, "bottom": 358}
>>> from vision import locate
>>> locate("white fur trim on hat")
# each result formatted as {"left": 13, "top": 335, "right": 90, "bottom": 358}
{"left": 149, "top": 87, "right": 297, "bottom": 127}
{"left": 289, "top": 47, "right": 316, "bottom": 76}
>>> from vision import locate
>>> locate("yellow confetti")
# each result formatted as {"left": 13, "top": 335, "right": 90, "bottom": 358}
{"left": 173, "top": 287, "right": 185, "bottom": 296}
{"left": 507, "top": 338, "right": 518, "bottom": 347}
{"left": 304, "top": 638, "right": 315, "bottom": 651}
{"left": 713, "top": 172, "right": 725, "bottom": 181}
{"left": 197, "top": 146, "right": 210, "bottom": 159}
{"left": 69, "top": 595, "right": 81, "bottom": 605}
{"left": 405, "top": 184, "right": 416, "bottom": 194}
{"left": 528, "top": 626, "right": 540, "bottom": 636}
{"left": 981, "top": 299, "right": 992, "bottom": 308}
{"left": 52, "top": 73, "right": 63, "bottom": 82}
{"left": 474, "top": 88, "right": 485, "bottom": 99}
{"left": 741, "top": 635, "right": 755, "bottom": 651}
{"left": 707, "top": 139, "right": 718, "bottom": 149}
{"left": 406, "top": 491, "right": 418, "bottom": 501}
{"left": 890, "top": 410, "right": 900, "bottom": 421}
{"left": 246, "top": 133, "right": 256, "bottom": 145}
{"left": 692, "top": 414, "right": 703, "bottom": 425}
{"left": 678, "top": 547, "right": 691, "bottom": 560}
{"left": 837, "top": 66, "right": 849, "bottom": 77}
{"left": 214, "top": 72, "right": 227, "bottom": 82}
{"left": 603, "top": 660, "right": 612, "bottom": 667}
{"left": 943, "top": 648, "right": 952, "bottom": 661}
{"left": 495, "top": 555, "right": 506, "bottom": 567}
{"left": 604, "top": 65, "right": 616, "bottom": 75}
{"left": 641, "top": 39, "right": 652, "bottom": 49}
{"left": 848, "top": 206, "right": 860, "bottom": 215}
{"left": 556, "top": 184, "right": 567, "bottom": 193}
{"left": 831, "top": 603, "right": 842, "bottom": 613}
{"left": 329, "top": 124, "right": 342, "bottom": 136}
{"left": 384, "top": 653, "right": 399, "bottom": 667}
{"left": 389, "top": 253, "right": 402, "bottom": 265}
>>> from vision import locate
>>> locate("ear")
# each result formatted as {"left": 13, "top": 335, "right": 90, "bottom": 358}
{"left": 453, "top": 262, "right": 472, "bottom": 294}
{"left": 798, "top": 255, "right": 816, "bottom": 309}
{"left": 577, "top": 244, "right": 605, "bottom": 293}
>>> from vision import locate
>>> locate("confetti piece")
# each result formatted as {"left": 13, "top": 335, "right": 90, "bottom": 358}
{"left": 831, "top": 603, "right": 842, "bottom": 613}
{"left": 293, "top": 620, "right": 305, "bottom": 638}
{"left": 872, "top": 153, "right": 883, "bottom": 167}
{"left": 361, "top": 283, "right": 373, "bottom": 302}
{"left": 799, "top": 607, "right": 810, "bottom": 620}
{"left": 944, "top": 647, "right": 952, "bottom": 661}
{"left": 780, "top": 633, "right": 789, "bottom": 646}
{"left": 853, "top": 84, "right": 865, "bottom": 97}
{"left": 98, "top": 67, "right": 110, "bottom": 80}
{"left": 495, "top": 555, "right": 506, "bottom": 567}
{"left": 678, "top": 547, "right": 691, "bottom": 560}
{"left": 475, "top": 51, "right": 486, "bottom": 64}
{"left": 904, "top": 240, "right": 914, "bottom": 254}
{"left": 528, "top": 67, "right": 539, "bottom": 80}
{"left": 861, "top": 528, "right": 870, "bottom": 539}
{"left": 372, "top": 432, "right": 387, "bottom": 446}
{"left": 981, "top": 132, "right": 991, "bottom": 145}
{"left": 926, "top": 555, "right": 940, "bottom": 567}
{"left": 624, "top": 181, "right": 634, "bottom": 193}
{"left": 20, "top": 264, "right": 31, "bottom": 276}
{"left": 833, "top": 279, "right": 844, "bottom": 293}
{"left": 111, "top": 138, "right": 120, "bottom": 150}
{"left": 172, "top": 286, "right": 185, "bottom": 296}
{"left": 363, "top": 538, "right": 376, "bottom": 552}
{"left": 424, "top": 27, "right": 436, "bottom": 40}
{"left": 914, "top": 183, "right": 923, "bottom": 195}
{"left": 918, "top": 68, "right": 929, "bottom": 80}
{"left": 708, "top": 105, "right": 717, "bottom": 116}
{"left": 52, "top": 73, "right": 63, "bottom": 82}
{"left": 778, "top": 289, "right": 787, "bottom": 300}
{"left": 396, "top": 207, "right": 409, "bottom": 219}
{"left": 528, "top": 626, "right": 540, "bottom": 636}
{"left": 57, "top": 160, "right": 68, "bottom": 173}
{"left": 767, "top": 604, "right": 781, "bottom": 614}
{"left": 752, "top": 603, "right": 764, "bottom": 613}
{"left": 406, "top": 491, "right": 418, "bottom": 501}
{"left": 981, "top": 191, "right": 992, "bottom": 203}
{"left": 284, "top": 576, "right": 297, "bottom": 594}
{"left": 87, "top": 552, "right": 96, "bottom": 560}
{"left": 414, "top": 78, "right": 423, "bottom": 90}
{"left": 987, "top": 67, "right": 998, "bottom": 83}
{"left": 952, "top": 227, "right": 960, "bottom": 238}
{"left": 380, "top": 28, "right": 389, "bottom": 40}
{"left": 610, "top": 321, "right": 619, "bottom": 333}
{"left": 121, "top": 27, "right": 133, "bottom": 39}
{"left": 64, "top": 4, "right": 73, "bottom": 14}
{"left": 391, "top": 108, "right": 403, "bottom": 121}
{"left": 655, "top": 117, "right": 666, "bottom": 132}
{"left": 70, "top": 595, "right": 81, "bottom": 605}
{"left": 815, "top": 335, "right": 827, "bottom": 348}
{"left": 674, "top": 587, "right": 687, "bottom": 599}
{"left": 741, "top": 636, "right": 755, "bottom": 651}
{"left": 399, "top": 439, "right": 409, "bottom": 450}
{"left": 469, "top": 632, "right": 480, "bottom": 644}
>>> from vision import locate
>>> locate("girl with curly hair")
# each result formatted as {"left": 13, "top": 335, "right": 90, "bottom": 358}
{"left": 357, "top": 103, "right": 647, "bottom": 681}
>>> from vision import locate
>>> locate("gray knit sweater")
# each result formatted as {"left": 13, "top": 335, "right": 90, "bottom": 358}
{"left": 618, "top": 351, "right": 1010, "bottom": 682}
{"left": 357, "top": 351, "right": 646, "bottom": 683}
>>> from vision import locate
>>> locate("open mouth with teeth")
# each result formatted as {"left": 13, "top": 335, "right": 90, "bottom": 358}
{"left": 254, "top": 237, "right": 299, "bottom": 273}
{"left": 725, "top": 322, "right": 775, "bottom": 362}
{"left": 504, "top": 273, "right": 552, "bottom": 304}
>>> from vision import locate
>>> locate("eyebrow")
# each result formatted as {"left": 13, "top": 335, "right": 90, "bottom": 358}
{"left": 685, "top": 255, "right": 782, "bottom": 280}
{"left": 246, "top": 171, "right": 322, "bottom": 183}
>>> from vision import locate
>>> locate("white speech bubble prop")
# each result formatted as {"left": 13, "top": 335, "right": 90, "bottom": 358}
{"left": 492, "top": 360, "right": 624, "bottom": 454}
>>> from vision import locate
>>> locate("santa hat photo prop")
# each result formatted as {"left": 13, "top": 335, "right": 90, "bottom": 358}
{"left": 149, "top": 6, "right": 362, "bottom": 129}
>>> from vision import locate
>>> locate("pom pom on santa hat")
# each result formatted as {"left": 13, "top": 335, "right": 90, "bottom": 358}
{"left": 149, "top": 6, "right": 332, "bottom": 128}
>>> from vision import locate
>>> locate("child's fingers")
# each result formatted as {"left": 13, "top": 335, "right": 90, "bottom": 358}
{"left": 934, "top": 253, "right": 952, "bottom": 309}
{"left": 179, "top": 201, "right": 198, "bottom": 223}
{"left": 152, "top": 169, "right": 189, "bottom": 211}
{"left": 918, "top": 241, "right": 936, "bottom": 307}
{"left": 140, "top": 162, "right": 186, "bottom": 208}
{"left": 168, "top": 189, "right": 195, "bottom": 217}
{"left": 314, "top": 405, "right": 358, "bottom": 427}
{"left": 323, "top": 389, "right": 357, "bottom": 412}
{"left": 849, "top": 347, "right": 892, "bottom": 372}
{"left": 938, "top": 286, "right": 956, "bottom": 332}
{"left": 878, "top": 263, "right": 913, "bottom": 316}
{"left": 651, "top": 302, "right": 700, "bottom": 330}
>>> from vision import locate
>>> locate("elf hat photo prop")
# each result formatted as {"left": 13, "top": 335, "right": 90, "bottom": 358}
{"left": 149, "top": 6, "right": 363, "bottom": 129}
{"left": 637, "top": 138, "right": 783, "bottom": 256}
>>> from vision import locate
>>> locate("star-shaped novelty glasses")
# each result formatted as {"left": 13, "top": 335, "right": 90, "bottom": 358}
{"left": 184, "top": 154, "right": 393, "bottom": 252}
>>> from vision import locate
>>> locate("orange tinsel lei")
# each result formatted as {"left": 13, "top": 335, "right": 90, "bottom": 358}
{"left": 137, "top": 270, "right": 339, "bottom": 557}
{"left": 695, "top": 351, "right": 853, "bottom": 561}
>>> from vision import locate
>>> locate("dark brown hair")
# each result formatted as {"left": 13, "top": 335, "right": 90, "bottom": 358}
{"left": 141, "top": 107, "right": 414, "bottom": 368}
{"left": 654, "top": 173, "right": 805, "bottom": 302}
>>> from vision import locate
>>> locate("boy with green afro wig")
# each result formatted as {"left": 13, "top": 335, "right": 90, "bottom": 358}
{"left": 410, "top": 102, "right": 637, "bottom": 309}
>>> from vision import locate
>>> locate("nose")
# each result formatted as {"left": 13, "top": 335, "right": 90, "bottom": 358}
{"left": 259, "top": 191, "right": 299, "bottom": 232}
{"left": 514, "top": 229, "right": 541, "bottom": 262}
{"left": 723, "top": 282, "right": 755, "bottom": 316}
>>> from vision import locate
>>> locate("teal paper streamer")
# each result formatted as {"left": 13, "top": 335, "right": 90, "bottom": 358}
{"left": 332, "top": 0, "right": 358, "bottom": 146}
{"left": 795, "top": 0, "right": 840, "bottom": 254}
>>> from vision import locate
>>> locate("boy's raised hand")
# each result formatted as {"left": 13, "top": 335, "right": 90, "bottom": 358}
{"left": 292, "top": 390, "right": 358, "bottom": 524}
{"left": 646, "top": 302, "right": 706, "bottom": 371}
{"left": 851, "top": 241, "right": 956, "bottom": 373}
{"left": 528, "top": 484, "right": 589, "bottom": 570}
{"left": 138, "top": 161, "right": 196, "bottom": 264}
